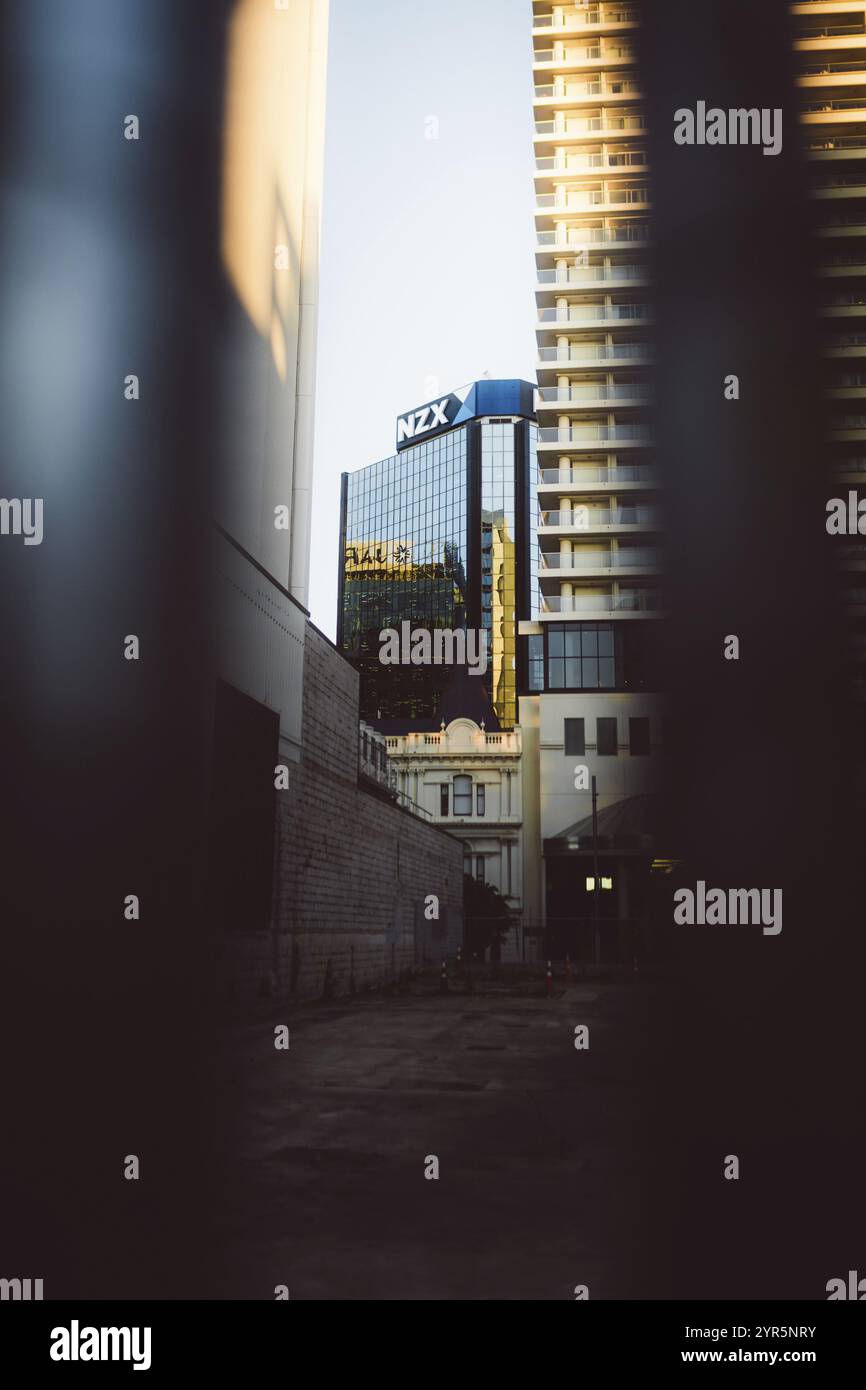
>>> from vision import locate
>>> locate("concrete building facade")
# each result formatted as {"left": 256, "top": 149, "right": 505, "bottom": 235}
{"left": 792, "top": 0, "right": 866, "bottom": 709}
{"left": 520, "top": 0, "right": 665, "bottom": 951}
{"left": 209, "top": 0, "right": 464, "bottom": 1003}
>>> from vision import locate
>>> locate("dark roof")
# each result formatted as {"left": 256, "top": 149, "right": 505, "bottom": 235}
{"left": 370, "top": 664, "right": 502, "bottom": 736}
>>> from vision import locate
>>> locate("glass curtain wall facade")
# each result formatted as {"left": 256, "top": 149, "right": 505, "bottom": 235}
{"left": 338, "top": 385, "right": 537, "bottom": 728}
{"left": 482, "top": 421, "right": 518, "bottom": 726}
{"left": 340, "top": 430, "right": 468, "bottom": 722}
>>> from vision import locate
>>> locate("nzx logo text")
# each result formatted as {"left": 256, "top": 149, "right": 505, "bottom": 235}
{"left": 397, "top": 398, "right": 451, "bottom": 445}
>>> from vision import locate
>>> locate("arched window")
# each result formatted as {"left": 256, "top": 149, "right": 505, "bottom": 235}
{"left": 453, "top": 775, "right": 472, "bottom": 816}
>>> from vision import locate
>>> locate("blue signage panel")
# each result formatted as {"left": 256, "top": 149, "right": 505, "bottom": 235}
{"left": 395, "top": 379, "right": 536, "bottom": 451}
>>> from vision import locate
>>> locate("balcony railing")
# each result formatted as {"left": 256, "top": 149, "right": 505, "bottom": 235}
{"left": 539, "top": 464, "right": 658, "bottom": 484}
{"left": 537, "top": 383, "right": 651, "bottom": 403}
{"left": 533, "top": 6, "right": 638, "bottom": 31}
{"left": 533, "top": 43, "right": 636, "bottom": 63}
{"left": 802, "top": 97, "right": 866, "bottom": 113}
{"left": 537, "top": 303, "right": 650, "bottom": 324}
{"left": 800, "top": 60, "right": 866, "bottom": 76}
{"left": 536, "top": 264, "right": 647, "bottom": 285}
{"left": 806, "top": 135, "right": 866, "bottom": 152}
{"left": 797, "top": 23, "right": 866, "bottom": 41}
{"left": 536, "top": 187, "right": 649, "bottom": 209}
{"left": 540, "top": 591, "right": 662, "bottom": 614}
{"left": 537, "top": 343, "right": 651, "bottom": 364}
{"left": 534, "top": 78, "right": 641, "bottom": 100}
{"left": 537, "top": 224, "right": 649, "bottom": 246}
{"left": 535, "top": 115, "right": 646, "bottom": 136}
{"left": 536, "top": 151, "right": 647, "bottom": 174}
{"left": 538, "top": 423, "right": 651, "bottom": 444}
{"left": 538, "top": 507, "right": 660, "bottom": 531}
{"left": 539, "top": 548, "right": 661, "bottom": 568}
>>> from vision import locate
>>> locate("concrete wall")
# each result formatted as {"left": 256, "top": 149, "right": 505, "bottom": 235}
{"left": 216, "top": 0, "right": 329, "bottom": 609}
{"left": 221, "top": 623, "right": 464, "bottom": 1005}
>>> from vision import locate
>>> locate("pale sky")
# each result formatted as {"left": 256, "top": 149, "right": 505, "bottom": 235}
{"left": 309, "top": 0, "right": 538, "bottom": 636}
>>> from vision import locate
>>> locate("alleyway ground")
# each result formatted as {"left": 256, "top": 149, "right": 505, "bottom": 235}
{"left": 213, "top": 970, "right": 649, "bottom": 1300}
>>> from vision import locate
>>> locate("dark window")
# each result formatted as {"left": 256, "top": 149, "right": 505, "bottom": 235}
{"left": 476, "top": 783, "right": 486, "bottom": 816}
{"left": 440, "top": 783, "right": 449, "bottom": 816}
{"left": 475, "top": 856, "right": 485, "bottom": 882}
{"left": 528, "top": 633, "right": 544, "bottom": 691}
{"left": 454, "top": 775, "right": 472, "bottom": 815}
{"left": 546, "top": 623, "right": 618, "bottom": 690}
{"left": 564, "top": 718, "right": 585, "bottom": 755}
{"left": 629, "top": 717, "right": 650, "bottom": 756}
{"left": 597, "top": 717, "right": 618, "bottom": 756}
{"left": 463, "top": 853, "right": 472, "bottom": 877}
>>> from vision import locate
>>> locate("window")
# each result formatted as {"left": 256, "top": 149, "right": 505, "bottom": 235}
{"left": 475, "top": 856, "right": 485, "bottom": 882}
{"left": 597, "top": 717, "right": 618, "bottom": 756}
{"left": 528, "top": 633, "right": 544, "bottom": 691}
{"left": 463, "top": 852, "right": 472, "bottom": 877}
{"left": 564, "top": 718, "right": 585, "bottom": 755}
{"left": 454, "top": 775, "right": 473, "bottom": 815}
{"left": 629, "top": 717, "right": 650, "bottom": 756}
{"left": 476, "top": 783, "right": 486, "bottom": 816}
{"left": 547, "top": 623, "right": 617, "bottom": 690}
{"left": 440, "top": 783, "right": 449, "bottom": 816}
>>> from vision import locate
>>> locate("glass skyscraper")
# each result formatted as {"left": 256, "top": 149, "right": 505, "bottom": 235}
{"left": 337, "top": 379, "right": 537, "bottom": 728}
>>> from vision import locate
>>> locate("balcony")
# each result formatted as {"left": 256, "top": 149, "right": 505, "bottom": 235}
{"left": 536, "top": 265, "right": 648, "bottom": 290}
{"left": 536, "top": 148, "right": 646, "bottom": 170}
{"left": 799, "top": 58, "right": 866, "bottom": 80}
{"left": 811, "top": 176, "right": 866, "bottom": 197}
{"left": 538, "top": 506, "right": 661, "bottom": 530}
{"left": 538, "top": 546, "right": 661, "bottom": 569}
{"left": 535, "top": 186, "right": 649, "bottom": 214}
{"left": 820, "top": 293, "right": 866, "bottom": 316}
{"left": 537, "top": 223, "right": 649, "bottom": 250}
{"left": 536, "top": 383, "right": 652, "bottom": 404}
{"left": 532, "top": 5, "right": 639, "bottom": 35}
{"left": 824, "top": 332, "right": 866, "bottom": 354}
{"left": 801, "top": 96, "right": 866, "bottom": 123}
{"left": 533, "top": 77, "right": 641, "bottom": 104}
{"left": 805, "top": 134, "right": 866, "bottom": 157}
{"left": 538, "top": 463, "right": 659, "bottom": 487}
{"left": 534, "top": 114, "right": 647, "bottom": 142}
{"left": 537, "top": 423, "right": 651, "bottom": 446}
{"left": 537, "top": 303, "right": 650, "bottom": 327}
{"left": 532, "top": 42, "right": 637, "bottom": 70}
{"left": 539, "top": 590, "right": 663, "bottom": 615}
{"left": 795, "top": 23, "right": 866, "bottom": 49}
{"left": 537, "top": 343, "right": 652, "bottom": 366}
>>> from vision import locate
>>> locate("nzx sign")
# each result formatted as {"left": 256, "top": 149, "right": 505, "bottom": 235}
{"left": 396, "top": 392, "right": 461, "bottom": 450}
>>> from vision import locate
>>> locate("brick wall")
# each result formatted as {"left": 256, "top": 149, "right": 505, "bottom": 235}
{"left": 222, "top": 622, "right": 464, "bottom": 1006}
